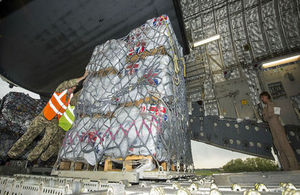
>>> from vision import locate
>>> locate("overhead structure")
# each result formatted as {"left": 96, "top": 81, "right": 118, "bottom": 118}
{"left": 182, "top": 0, "right": 300, "bottom": 100}
{"left": 193, "top": 34, "right": 221, "bottom": 47}
{"left": 261, "top": 54, "right": 300, "bottom": 69}
{"left": 0, "top": 0, "right": 188, "bottom": 97}
{"left": 181, "top": 0, "right": 300, "bottom": 160}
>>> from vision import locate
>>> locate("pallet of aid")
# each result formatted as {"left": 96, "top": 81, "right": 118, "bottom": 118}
{"left": 58, "top": 15, "right": 192, "bottom": 173}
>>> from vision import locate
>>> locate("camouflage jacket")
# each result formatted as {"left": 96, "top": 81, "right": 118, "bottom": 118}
{"left": 55, "top": 78, "right": 78, "bottom": 93}
{"left": 70, "top": 90, "right": 81, "bottom": 106}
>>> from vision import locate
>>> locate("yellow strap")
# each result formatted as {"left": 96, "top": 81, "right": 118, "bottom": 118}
{"left": 173, "top": 55, "right": 179, "bottom": 74}
{"left": 181, "top": 57, "right": 186, "bottom": 77}
{"left": 173, "top": 76, "right": 180, "bottom": 86}
{"left": 162, "top": 16, "right": 180, "bottom": 85}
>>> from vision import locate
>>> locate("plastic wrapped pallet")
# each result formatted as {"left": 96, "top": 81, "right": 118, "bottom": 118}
{"left": 62, "top": 106, "right": 168, "bottom": 166}
{"left": 59, "top": 15, "right": 192, "bottom": 170}
{"left": 78, "top": 72, "right": 121, "bottom": 115}
{"left": 116, "top": 55, "right": 174, "bottom": 104}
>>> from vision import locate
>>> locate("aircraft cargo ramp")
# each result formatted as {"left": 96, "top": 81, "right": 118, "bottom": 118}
{"left": 0, "top": 171, "right": 300, "bottom": 194}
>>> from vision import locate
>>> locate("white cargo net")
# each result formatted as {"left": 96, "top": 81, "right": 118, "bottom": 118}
{"left": 58, "top": 15, "right": 192, "bottom": 170}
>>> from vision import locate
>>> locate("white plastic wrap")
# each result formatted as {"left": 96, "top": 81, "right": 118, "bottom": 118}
{"left": 86, "top": 39, "right": 127, "bottom": 72}
{"left": 128, "top": 16, "right": 182, "bottom": 58}
{"left": 117, "top": 56, "right": 174, "bottom": 103}
{"left": 59, "top": 15, "right": 192, "bottom": 169}
{"left": 62, "top": 106, "right": 169, "bottom": 165}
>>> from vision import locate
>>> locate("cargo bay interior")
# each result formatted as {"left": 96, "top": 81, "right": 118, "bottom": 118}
{"left": 0, "top": 0, "right": 300, "bottom": 194}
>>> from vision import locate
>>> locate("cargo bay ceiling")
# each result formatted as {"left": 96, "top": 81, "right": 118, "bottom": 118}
{"left": 1, "top": 0, "right": 299, "bottom": 97}
{"left": 181, "top": 0, "right": 300, "bottom": 159}
{"left": 0, "top": 0, "right": 188, "bottom": 97}
{"left": 181, "top": 0, "right": 300, "bottom": 99}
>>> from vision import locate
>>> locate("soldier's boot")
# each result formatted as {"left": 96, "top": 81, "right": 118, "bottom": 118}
{"left": 40, "top": 144, "right": 59, "bottom": 162}
{"left": 27, "top": 122, "right": 59, "bottom": 161}
{"left": 40, "top": 129, "right": 65, "bottom": 161}
{"left": 8, "top": 136, "right": 32, "bottom": 159}
{"left": 7, "top": 148, "right": 19, "bottom": 159}
{"left": 27, "top": 136, "right": 51, "bottom": 161}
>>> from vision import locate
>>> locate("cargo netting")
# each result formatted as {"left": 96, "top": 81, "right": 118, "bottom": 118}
{"left": 0, "top": 92, "right": 46, "bottom": 164}
{"left": 58, "top": 15, "right": 193, "bottom": 171}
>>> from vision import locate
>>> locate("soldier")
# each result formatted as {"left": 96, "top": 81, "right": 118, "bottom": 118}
{"left": 8, "top": 70, "right": 88, "bottom": 162}
{"left": 260, "top": 91, "right": 299, "bottom": 170}
{"left": 40, "top": 82, "right": 84, "bottom": 162}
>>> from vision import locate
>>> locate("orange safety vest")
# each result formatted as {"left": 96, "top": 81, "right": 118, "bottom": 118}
{"left": 43, "top": 89, "right": 73, "bottom": 120}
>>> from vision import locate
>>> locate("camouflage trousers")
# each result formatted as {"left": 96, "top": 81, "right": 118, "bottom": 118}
{"left": 7, "top": 113, "right": 65, "bottom": 162}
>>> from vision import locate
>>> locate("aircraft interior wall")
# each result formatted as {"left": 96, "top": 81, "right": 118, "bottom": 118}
{"left": 259, "top": 63, "right": 300, "bottom": 126}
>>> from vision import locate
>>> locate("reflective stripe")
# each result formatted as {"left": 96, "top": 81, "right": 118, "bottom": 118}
{"left": 64, "top": 105, "right": 74, "bottom": 125}
{"left": 59, "top": 105, "right": 75, "bottom": 131}
{"left": 70, "top": 93, "right": 73, "bottom": 100}
{"left": 53, "top": 91, "right": 67, "bottom": 110}
{"left": 64, "top": 112, "right": 74, "bottom": 125}
{"left": 58, "top": 90, "right": 67, "bottom": 98}
{"left": 67, "top": 93, "right": 73, "bottom": 105}
{"left": 49, "top": 100, "right": 63, "bottom": 115}
{"left": 69, "top": 106, "right": 75, "bottom": 113}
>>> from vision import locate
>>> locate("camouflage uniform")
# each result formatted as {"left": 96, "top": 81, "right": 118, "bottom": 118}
{"left": 8, "top": 79, "right": 78, "bottom": 162}
{"left": 39, "top": 90, "right": 81, "bottom": 161}
{"left": 262, "top": 101, "right": 299, "bottom": 170}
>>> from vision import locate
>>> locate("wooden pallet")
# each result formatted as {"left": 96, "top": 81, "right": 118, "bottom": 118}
{"left": 57, "top": 156, "right": 183, "bottom": 172}
{"left": 104, "top": 155, "right": 153, "bottom": 171}
{"left": 161, "top": 162, "right": 184, "bottom": 171}
{"left": 59, "top": 161, "right": 86, "bottom": 170}
{"left": 104, "top": 156, "right": 183, "bottom": 172}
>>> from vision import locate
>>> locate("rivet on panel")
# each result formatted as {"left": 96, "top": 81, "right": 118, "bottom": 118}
{"left": 257, "top": 142, "right": 262, "bottom": 148}
{"left": 189, "top": 183, "right": 199, "bottom": 191}
{"left": 255, "top": 183, "right": 268, "bottom": 192}
{"left": 243, "top": 189, "right": 261, "bottom": 195}
{"left": 280, "top": 182, "right": 296, "bottom": 190}
{"left": 289, "top": 131, "right": 295, "bottom": 136}
{"left": 150, "top": 186, "right": 165, "bottom": 195}
{"left": 172, "top": 182, "right": 181, "bottom": 190}
{"left": 210, "top": 183, "right": 218, "bottom": 190}
{"left": 177, "top": 188, "right": 191, "bottom": 195}
{"left": 232, "top": 184, "right": 242, "bottom": 191}
{"left": 209, "top": 189, "right": 222, "bottom": 195}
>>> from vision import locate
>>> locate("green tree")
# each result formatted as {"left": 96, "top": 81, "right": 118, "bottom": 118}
{"left": 222, "top": 158, "right": 278, "bottom": 172}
